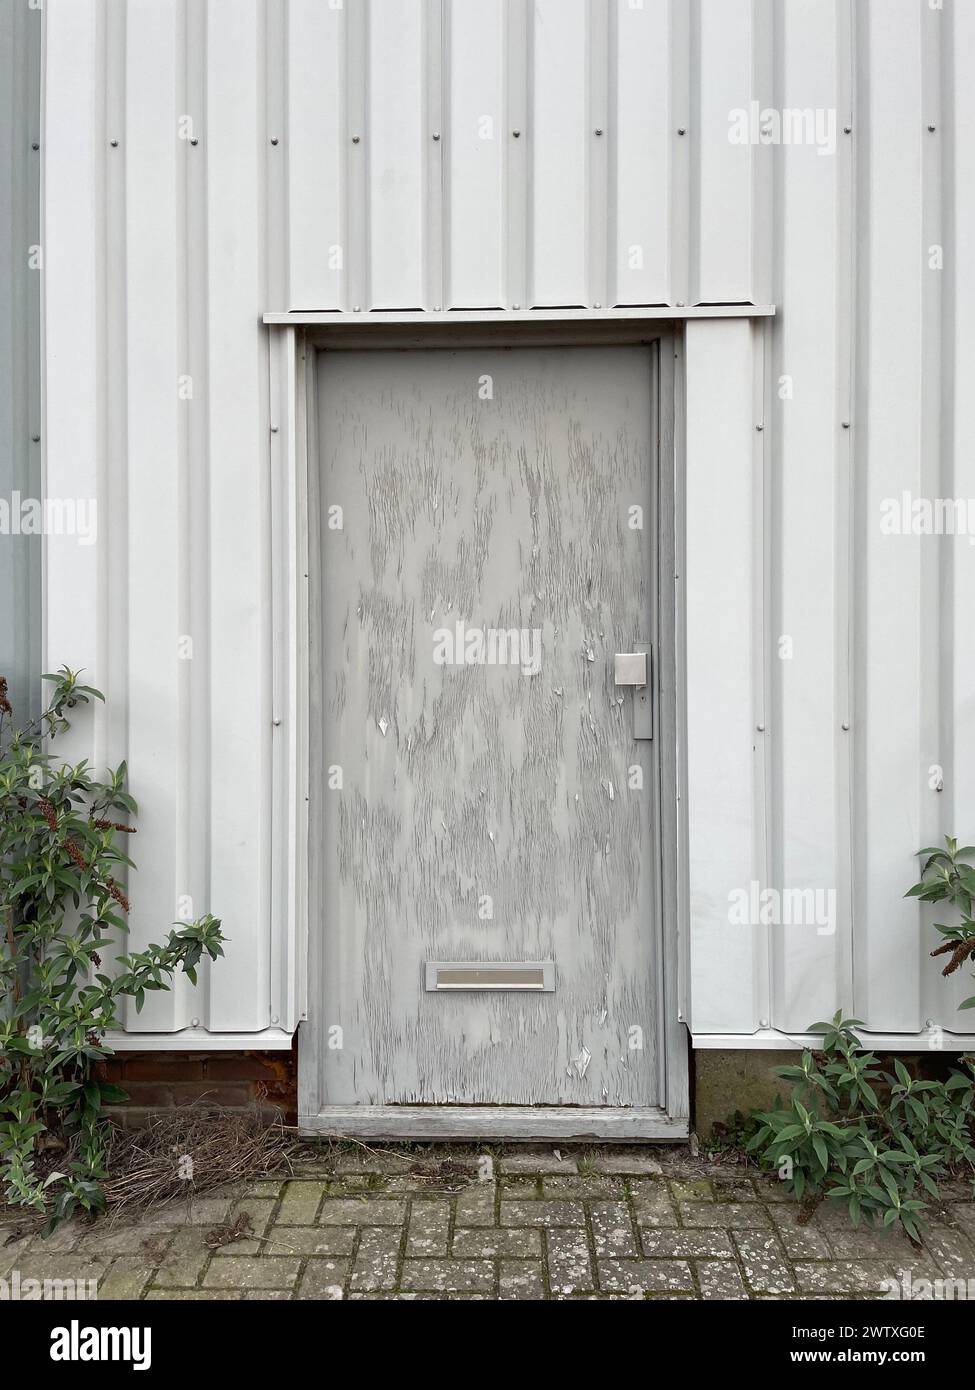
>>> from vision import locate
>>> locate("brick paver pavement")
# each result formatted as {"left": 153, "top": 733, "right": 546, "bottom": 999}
{"left": 3, "top": 1146, "right": 974, "bottom": 1300}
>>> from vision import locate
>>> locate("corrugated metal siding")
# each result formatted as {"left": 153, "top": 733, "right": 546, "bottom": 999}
{"left": 39, "top": 0, "right": 975, "bottom": 1044}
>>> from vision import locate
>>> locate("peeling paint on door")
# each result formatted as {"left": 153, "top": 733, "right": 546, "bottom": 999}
{"left": 317, "top": 347, "right": 658, "bottom": 1106}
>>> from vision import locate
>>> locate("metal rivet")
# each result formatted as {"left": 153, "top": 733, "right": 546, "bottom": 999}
{"left": 756, "top": 723, "right": 765, "bottom": 732}
{"left": 512, "top": 129, "right": 521, "bottom": 137}
{"left": 190, "top": 138, "right": 198, "bottom": 146}
{"left": 270, "top": 136, "right": 279, "bottom": 145}
{"left": 433, "top": 305, "right": 441, "bottom": 312}
{"left": 759, "top": 1018, "right": 770, "bottom": 1029}
{"left": 110, "top": 139, "right": 119, "bottom": 147}
{"left": 843, "top": 125, "right": 852, "bottom": 134}
{"left": 432, "top": 132, "right": 440, "bottom": 141}
{"left": 594, "top": 128, "right": 603, "bottom": 136}
{"left": 676, "top": 300, "right": 685, "bottom": 307}
{"left": 352, "top": 134, "right": 360, "bottom": 143}
{"left": 273, "top": 718, "right": 282, "bottom": 727}
{"left": 842, "top": 721, "right": 851, "bottom": 731}
{"left": 271, "top": 1015, "right": 279, "bottom": 1025}
{"left": 594, "top": 301, "right": 602, "bottom": 309}
{"left": 31, "top": 434, "right": 40, "bottom": 443}
{"left": 353, "top": 305, "right": 361, "bottom": 312}
{"left": 928, "top": 124, "right": 936, "bottom": 132}
{"left": 191, "top": 1018, "right": 200, "bottom": 1028}
{"left": 842, "top": 420, "right": 850, "bottom": 429}
{"left": 31, "top": 142, "right": 39, "bottom": 151}
{"left": 677, "top": 127, "right": 686, "bottom": 135}
{"left": 756, "top": 423, "right": 764, "bottom": 431}
{"left": 512, "top": 303, "right": 520, "bottom": 310}
{"left": 270, "top": 425, "right": 278, "bottom": 433}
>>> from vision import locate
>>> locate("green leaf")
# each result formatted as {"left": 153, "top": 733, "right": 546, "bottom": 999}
{"left": 94, "top": 1083, "right": 129, "bottom": 1105}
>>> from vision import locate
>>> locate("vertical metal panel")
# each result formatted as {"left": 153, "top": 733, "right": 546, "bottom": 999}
{"left": 269, "top": 328, "right": 308, "bottom": 1034}
{"left": 609, "top": 0, "right": 671, "bottom": 306}
{"left": 947, "top": 0, "right": 975, "bottom": 1025}
{"left": 691, "top": 0, "right": 760, "bottom": 303}
{"left": 852, "top": 0, "right": 926, "bottom": 1033}
{"left": 121, "top": 0, "right": 183, "bottom": 1031}
{"left": 684, "top": 320, "right": 766, "bottom": 1033}
{"left": 444, "top": 0, "right": 505, "bottom": 307}
{"left": 769, "top": 0, "right": 848, "bottom": 1032}
{"left": 43, "top": 0, "right": 102, "bottom": 767}
{"left": 287, "top": 0, "right": 346, "bottom": 309}
{"left": 528, "top": 0, "right": 589, "bottom": 306}
{"left": 366, "top": 0, "right": 426, "bottom": 308}
{"left": 205, "top": 0, "right": 273, "bottom": 1032}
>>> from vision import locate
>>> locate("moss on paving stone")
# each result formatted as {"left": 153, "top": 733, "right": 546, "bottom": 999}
{"left": 5, "top": 1142, "right": 975, "bottom": 1301}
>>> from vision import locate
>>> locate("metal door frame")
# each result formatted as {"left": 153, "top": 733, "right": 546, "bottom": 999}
{"left": 275, "top": 318, "right": 689, "bottom": 1140}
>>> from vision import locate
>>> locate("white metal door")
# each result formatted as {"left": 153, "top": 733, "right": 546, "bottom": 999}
{"left": 303, "top": 343, "right": 681, "bottom": 1138}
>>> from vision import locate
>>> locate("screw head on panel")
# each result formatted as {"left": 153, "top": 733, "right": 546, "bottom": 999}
{"left": 352, "top": 135, "right": 360, "bottom": 144}
{"left": 843, "top": 125, "right": 852, "bottom": 134}
{"left": 270, "top": 137, "right": 279, "bottom": 145}
{"left": 594, "top": 128, "right": 603, "bottom": 136}
{"left": 110, "top": 139, "right": 119, "bottom": 147}
{"left": 677, "top": 127, "right": 686, "bottom": 135}
{"left": 842, "top": 721, "right": 851, "bottom": 731}
{"left": 432, "top": 132, "right": 440, "bottom": 141}
{"left": 512, "top": 129, "right": 521, "bottom": 138}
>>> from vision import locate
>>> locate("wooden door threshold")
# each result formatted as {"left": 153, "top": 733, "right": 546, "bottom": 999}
{"left": 298, "top": 1105, "right": 688, "bottom": 1142}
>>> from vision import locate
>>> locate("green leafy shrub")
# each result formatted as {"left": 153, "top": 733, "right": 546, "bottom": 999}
{"left": 907, "top": 836, "right": 975, "bottom": 1009}
{"left": 0, "top": 667, "right": 225, "bottom": 1230}
{"left": 747, "top": 1013, "right": 975, "bottom": 1242}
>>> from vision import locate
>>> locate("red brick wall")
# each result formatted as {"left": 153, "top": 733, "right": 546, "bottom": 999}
{"left": 96, "top": 1037, "right": 298, "bottom": 1127}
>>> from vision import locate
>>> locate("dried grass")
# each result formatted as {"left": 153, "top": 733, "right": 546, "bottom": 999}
{"left": 100, "top": 1106, "right": 301, "bottom": 1221}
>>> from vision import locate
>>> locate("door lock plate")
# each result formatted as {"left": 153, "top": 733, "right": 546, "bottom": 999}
{"left": 615, "top": 646, "right": 652, "bottom": 740}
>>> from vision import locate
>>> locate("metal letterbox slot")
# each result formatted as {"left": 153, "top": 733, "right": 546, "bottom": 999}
{"left": 425, "top": 962, "right": 555, "bottom": 992}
